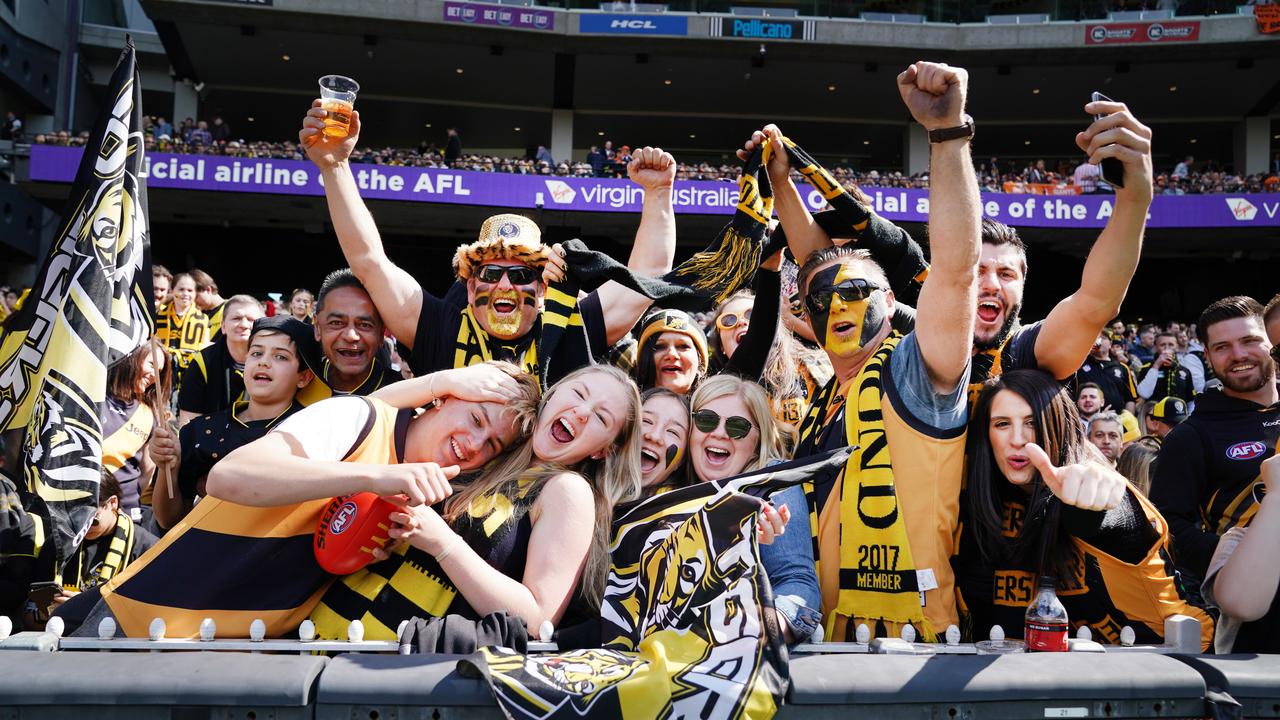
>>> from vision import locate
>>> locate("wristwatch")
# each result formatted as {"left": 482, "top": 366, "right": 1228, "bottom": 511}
{"left": 928, "top": 114, "right": 975, "bottom": 144}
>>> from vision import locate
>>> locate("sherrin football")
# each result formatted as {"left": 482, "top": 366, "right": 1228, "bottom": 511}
{"left": 314, "top": 492, "right": 398, "bottom": 575}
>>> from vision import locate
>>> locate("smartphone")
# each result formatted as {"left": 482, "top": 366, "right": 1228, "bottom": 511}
{"left": 1090, "top": 92, "right": 1125, "bottom": 189}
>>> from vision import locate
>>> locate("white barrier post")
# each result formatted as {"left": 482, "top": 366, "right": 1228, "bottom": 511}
{"left": 199, "top": 619, "right": 216, "bottom": 642}
{"left": 348, "top": 620, "right": 365, "bottom": 643}
{"left": 97, "top": 617, "right": 117, "bottom": 652}
{"left": 44, "top": 616, "right": 65, "bottom": 638}
{"left": 0, "top": 616, "right": 11, "bottom": 641}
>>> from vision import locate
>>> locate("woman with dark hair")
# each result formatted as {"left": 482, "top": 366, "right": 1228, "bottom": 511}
{"left": 103, "top": 341, "right": 173, "bottom": 511}
{"left": 630, "top": 309, "right": 708, "bottom": 395}
{"left": 956, "top": 369, "right": 1211, "bottom": 649}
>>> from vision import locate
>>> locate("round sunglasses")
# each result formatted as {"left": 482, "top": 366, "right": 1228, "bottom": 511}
{"left": 691, "top": 409, "right": 754, "bottom": 439}
{"left": 715, "top": 308, "right": 752, "bottom": 331}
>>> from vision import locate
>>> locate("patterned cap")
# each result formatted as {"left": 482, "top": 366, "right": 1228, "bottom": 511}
{"left": 452, "top": 214, "right": 552, "bottom": 280}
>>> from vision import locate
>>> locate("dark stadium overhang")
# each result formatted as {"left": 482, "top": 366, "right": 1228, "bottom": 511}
{"left": 133, "top": 0, "right": 1280, "bottom": 156}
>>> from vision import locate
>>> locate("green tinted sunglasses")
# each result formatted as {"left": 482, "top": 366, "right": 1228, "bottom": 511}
{"left": 691, "top": 409, "right": 754, "bottom": 440}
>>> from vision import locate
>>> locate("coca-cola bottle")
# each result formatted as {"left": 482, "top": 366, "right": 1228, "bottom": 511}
{"left": 1024, "top": 575, "right": 1069, "bottom": 652}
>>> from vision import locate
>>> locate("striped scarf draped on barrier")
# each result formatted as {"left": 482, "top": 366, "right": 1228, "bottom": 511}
{"left": 0, "top": 42, "right": 153, "bottom": 577}
{"left": 462, "top": 448, "right": 852, "bottom": 720}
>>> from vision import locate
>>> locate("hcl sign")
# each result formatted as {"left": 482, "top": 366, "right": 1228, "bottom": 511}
{"left": 579, "top": 13, "right": 690, "bottom": 35}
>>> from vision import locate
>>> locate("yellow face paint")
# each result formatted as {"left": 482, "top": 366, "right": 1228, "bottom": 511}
{"left": 809, "top": 261, "right": 885, "bottom": 359}
{"left": 824, "top": 294, "right": 872, "bottom": 358}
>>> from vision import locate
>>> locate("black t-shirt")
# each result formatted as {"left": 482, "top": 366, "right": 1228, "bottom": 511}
{"left": 407, "top": 282, "right": 607, "bottom": 383}
{"left": 178, "top": 337, "right": 244, "bottom": 416}
{"left": 178, "top": 401, "right": 303, "bottom": 502}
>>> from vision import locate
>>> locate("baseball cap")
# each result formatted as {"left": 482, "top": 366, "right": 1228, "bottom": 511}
{"left": 1147, "top": 396, "right": 1188, "bottom": 425}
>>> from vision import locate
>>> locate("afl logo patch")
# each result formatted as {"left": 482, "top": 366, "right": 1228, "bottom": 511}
{"left": 329, "top": 501, "right": 359, "bottom": 534}
{"left": 1226, "top": 441, "right": 1267, "bottom": 461}
{"left": 498, "top": 222, "right": 520, "bottom": 239}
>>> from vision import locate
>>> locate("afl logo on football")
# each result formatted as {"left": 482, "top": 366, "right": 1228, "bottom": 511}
{"left": 329, "top": 501, "right": 359, "bottom": 534}
{"left": 1226, "top": 441, "right": 1267, "bottom": 461}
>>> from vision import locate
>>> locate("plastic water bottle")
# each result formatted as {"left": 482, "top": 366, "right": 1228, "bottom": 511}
{"left": 1024, "top": 575, "right": 1069, "bottom": 652}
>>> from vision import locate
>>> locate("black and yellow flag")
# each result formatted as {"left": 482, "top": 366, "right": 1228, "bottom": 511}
{"left": 0, "top": 41, "right": 152, "bottom": 570}
{"left": 462, "top": 448, "right": 851, "bottom": 720}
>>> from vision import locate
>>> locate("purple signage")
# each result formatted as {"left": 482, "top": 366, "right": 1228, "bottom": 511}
{"left": 27, "top": 145, "right": 1280, "bottom": 228}
{"left": 442, "top": 1, "right": 554, "bottom": 31}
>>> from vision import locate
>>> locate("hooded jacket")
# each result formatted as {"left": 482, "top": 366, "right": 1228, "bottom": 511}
{"left": 1149, "top": 386, "right": 1279, "bottom": 579}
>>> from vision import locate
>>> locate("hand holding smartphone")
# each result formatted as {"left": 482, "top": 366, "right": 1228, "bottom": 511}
{"left": 1090, "top": 92, "right": 1125, "bottom": 189}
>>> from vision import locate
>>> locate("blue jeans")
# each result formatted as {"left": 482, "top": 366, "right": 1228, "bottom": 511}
{"left": 760, "top": 484, "right": 821, "bottom": 644}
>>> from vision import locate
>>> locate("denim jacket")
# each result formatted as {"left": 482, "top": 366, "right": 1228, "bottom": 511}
{"left": 760, "top": 483, "right": 821, "bottom": 644}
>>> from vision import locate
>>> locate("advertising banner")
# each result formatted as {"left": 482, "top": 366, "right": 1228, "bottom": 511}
{"left": 29, "top": 146, "right": 1280, "bottom": 228}
{"left": 442, "top": 1, "right": 554, "bottom": 31}
{"left": 1084, "top": 20, "right": 1200, "bottom": 44}
{"left": 709, "top": 16, "right": 815, "bottom": 40}
{"left": 578, "top": 13, "right": 689, "bottom": 35}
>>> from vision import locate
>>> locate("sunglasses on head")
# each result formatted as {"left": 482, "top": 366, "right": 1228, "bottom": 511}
{"left": 691, "top": 409, "right": 754, "bottom": 439}
{"left": 715, "top": 309, "right": 752, "bottom": 331}
{"left": 805, "top": 278, "right": 882, "bottom": 316}
{"left": 476, "top": 264, "right": 539, "bottom": 286}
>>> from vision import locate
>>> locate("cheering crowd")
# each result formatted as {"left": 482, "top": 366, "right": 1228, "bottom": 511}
{"left": 24, "top": 123, "right": 1280, "bottom": 196}
{"left": 2, "top": 60, "right": 1278, "bottom": 658}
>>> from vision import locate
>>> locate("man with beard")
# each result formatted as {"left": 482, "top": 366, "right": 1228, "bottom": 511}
{"left": 1149, "top": 296, "right": 1279, "bottom": 581}
{"left": 296, "top": 269, "right": 403, "bottom": 405}
{"left": 753, "top": 102, "right": 1154, "bottom": 398}
{"left": 1073, "top": 332, "right": 1137, "bottom": 414}
{"left": 1077, "top": 383, "right": 1104, "bottom": 426}
{"left": 299, "top": 104, "right": 675, "bottom": 384}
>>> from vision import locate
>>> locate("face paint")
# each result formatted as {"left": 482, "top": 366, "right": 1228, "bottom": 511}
{"left": 665, "top": 442, "right": 683, "bottom": 475}
{"left": 476, "top": 286, "right": 536, "bottom": 338}
{"left": 807, "top": 262, "right": 886, "bottom": 359}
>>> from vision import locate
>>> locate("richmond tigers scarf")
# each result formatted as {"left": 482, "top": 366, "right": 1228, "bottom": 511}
{"left": 827, "top": 332, "right": 934, "bottom": 641}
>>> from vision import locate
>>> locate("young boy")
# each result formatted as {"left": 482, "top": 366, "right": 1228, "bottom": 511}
{"left": 150, "top": 316, "right": 318, "bottom": 530}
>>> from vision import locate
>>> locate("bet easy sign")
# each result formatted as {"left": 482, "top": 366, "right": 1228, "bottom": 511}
{"left": 579, "top": 14, "right": 689, "bottom": 35}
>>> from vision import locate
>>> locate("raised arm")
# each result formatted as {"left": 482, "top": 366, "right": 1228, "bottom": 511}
{"left": 901, "top": 62, "right": 981, "bottom": 392}
{"left": 300, "top": 101, "right": 425, "bottom": 347}
{"left": 206, "top": 400, "right": 456, "bottom": 509}
{"left": 737, "top": 126, "right": 831, "bottom": 266}
{"left": 1036, "top": 102, "right": 1152, "bottom": 378}
{"left": 595, "top": 148, "right": 678, "bottom": 345}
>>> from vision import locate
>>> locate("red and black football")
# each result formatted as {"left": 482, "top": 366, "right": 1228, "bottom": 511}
{"left": 314, "top": 492, "right": 398, "bottom": 575}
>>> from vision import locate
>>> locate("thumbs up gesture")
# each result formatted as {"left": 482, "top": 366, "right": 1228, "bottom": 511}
{"left": 1025, "top": 443, "right": 1126, "bottom": 512}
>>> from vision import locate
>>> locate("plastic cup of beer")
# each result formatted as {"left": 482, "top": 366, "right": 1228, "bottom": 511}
{"left": 318, "top": 75, "right": 360, "bottom": 139}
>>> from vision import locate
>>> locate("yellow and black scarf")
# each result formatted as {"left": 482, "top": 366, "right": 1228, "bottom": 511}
{"left": 765, "top": 137, "right": 931, "bottom": 306}
{"left": 311, "top": 473, "right": 545, "bottom": 641}
{"left": 71, "top": 512, "right": 136, "bottom": 590}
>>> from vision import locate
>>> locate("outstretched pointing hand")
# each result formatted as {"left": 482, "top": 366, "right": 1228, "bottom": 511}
{"left": 1025, "top": 442, "right": 1126, "bottom": 512}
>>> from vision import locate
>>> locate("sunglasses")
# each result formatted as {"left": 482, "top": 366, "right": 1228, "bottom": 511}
{"left": 692, "top": 409, "right": 754, "bottom": 440}
{"left": 715, "top": 309, "right": 752, "bottom": 331}
{"left": 476, "top": 264, "right": 539, "bottom": 285}
{"left": 805, "top": 279, "right": 882, "bottom": 316}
